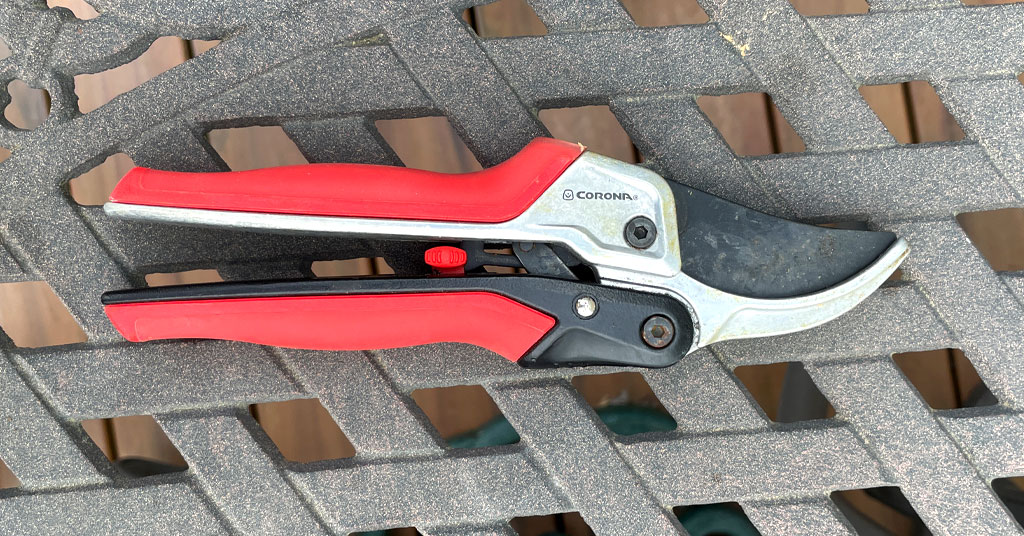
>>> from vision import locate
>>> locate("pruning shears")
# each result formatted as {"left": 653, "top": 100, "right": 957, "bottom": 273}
{"left": 101, "top": 138, "right": 907, "bottom": 368}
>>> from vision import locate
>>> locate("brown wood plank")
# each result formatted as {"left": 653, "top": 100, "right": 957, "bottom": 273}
{"left": 619, "top": 0, "right": 709, "bottom": 26}
{"left": 109, "top": 415, "right": 187, "bottom": 466}
{"left": 374, "top": 116, "right": 482, "bottom": 173}
{"left": 46, "top": 0, "right": 100, "bottom": 19}
{"left": 310, "top": 258, "right": 375, "bottom": 278}
{"left": 69, "top": 153, "right": 136, "bottom": 206}
{"left": 251, "top": 399, "right": 356, "bottom": 462}
{"left": 560, "top": 512, "right": 596, "bottom": 536}
{"left": 767, "top": 97, "right": 806, "bottom": 153}
{"left": 956, "top": 208, "right": 1024, "bottom": 272}
{"left": 696, "top": 94, "right": 775, "bottom": 157}
{"left": 510, "top": 514, "right": 561, "bottom": 536}
{"left": 3, "top": 80, "right": 49, "bottom": 130}
{"left": 538, "top": 105, "right": 637, "bottom": 163}
{"left": 905, "top": 80, "right": 965, "bottom": 143}
{"left": 0, "top": 282, "right": 87, "bottom": 348}
{"left": 206, "top": 125, "right": 309, "bottom": 171}
{"left": 409, "top": 385, "right": 502, "bottom": 440}
{"left": 144, "top": 269, "right": 223, "bottom": 287}
{"left": 373, "top": 257, "right": 396, "bottom": 276}
{"left": 80, "top": 418, "right": 116, "bottom": 459}
{"left": 892, "top": 349, "right": 959, "bottom": 409}
{"left": 74, "top": 35, "right": 191, "bottom": 114}
{"left": 787, "top": 0, "right": 868, "bottom": 16}
{"left": 0, "top": 457, "right": 19, "bottom": 488}
{"left": 471, "top": 0, "right": 547, "bottom": 38}
{"left": 859, "top": 84, "right": 914, "bottom": 144}
{"left": 732, "top": 362, "right": 791, "bottom": 421}
{"left": 188, "top": 40, "right": 221, "bottom": 57}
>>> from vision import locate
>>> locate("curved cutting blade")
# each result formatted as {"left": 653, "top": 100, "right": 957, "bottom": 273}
{"left": 670, "top": 183, "right": 898, "bottom": 299}
{"left": 657, "top": 182, "right": 909, "bottom": 347}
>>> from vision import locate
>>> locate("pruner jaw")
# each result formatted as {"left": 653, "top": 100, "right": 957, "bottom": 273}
{"left": 675, "top": 237, "right": 908, "bottom": 348}
{"left": 587, "top": 156, "right": 910, "bottom": 353}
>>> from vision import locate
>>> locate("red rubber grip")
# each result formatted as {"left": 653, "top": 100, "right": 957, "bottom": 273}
{"left": 104, "top": 292, "right": 556, "bottom": 361}
{"left": 109, "top": 137, "right": 585, "bottom": 223}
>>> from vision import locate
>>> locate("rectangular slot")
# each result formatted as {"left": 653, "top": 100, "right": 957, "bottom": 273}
{"left": 250, "top": 399, "right": 356, "bottom": 463}
{"left": 570, "top": 372, "right": 677, "bottom": 435}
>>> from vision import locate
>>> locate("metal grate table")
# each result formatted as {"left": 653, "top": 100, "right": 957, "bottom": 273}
{"left": 1, "top": 0, "right": 1023, "bottom": 534}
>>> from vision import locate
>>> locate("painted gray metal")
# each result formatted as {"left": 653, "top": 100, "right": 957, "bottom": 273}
{"left": 0, "top": 0, "right": 1022, "bottom": 534}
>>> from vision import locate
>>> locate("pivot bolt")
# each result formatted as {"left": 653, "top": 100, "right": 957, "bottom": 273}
{"left": 574, "top": 295, "right": 598, "bottom": 319}
{"left": 625, "top": 216, "right": 657, "bottom": 249}
{"left": 641, "top": 315, "right": 674, "bottom": 348}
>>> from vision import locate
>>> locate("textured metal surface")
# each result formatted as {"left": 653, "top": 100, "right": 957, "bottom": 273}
{"left": 0, "top": 0, "right": 1022, "bottom": 534}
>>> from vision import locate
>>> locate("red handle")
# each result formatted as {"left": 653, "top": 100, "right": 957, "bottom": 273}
{"left": 109, "top": 138, "right": 584, "bottom": 223}
{"left": 104, "top": 292, "right": 556, "bottom": 361}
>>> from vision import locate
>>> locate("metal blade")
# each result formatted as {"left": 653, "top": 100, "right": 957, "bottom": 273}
{"left": 670, "top": 182, "right": 897, "bottom": 299}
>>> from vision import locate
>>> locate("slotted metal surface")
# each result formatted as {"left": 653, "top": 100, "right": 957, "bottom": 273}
{"left": 1, "top": 0, "right": 1023, "bottom": 534}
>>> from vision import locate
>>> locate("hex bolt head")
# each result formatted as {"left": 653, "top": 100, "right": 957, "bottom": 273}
{"left": 574, "top": 295, "right": 598, "bottom": 319}
{"left": 624, "top": 216, "right": 657, "bottom": 249}
{"left": 641, "top": 315, "right": 675, "bottom": 348}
